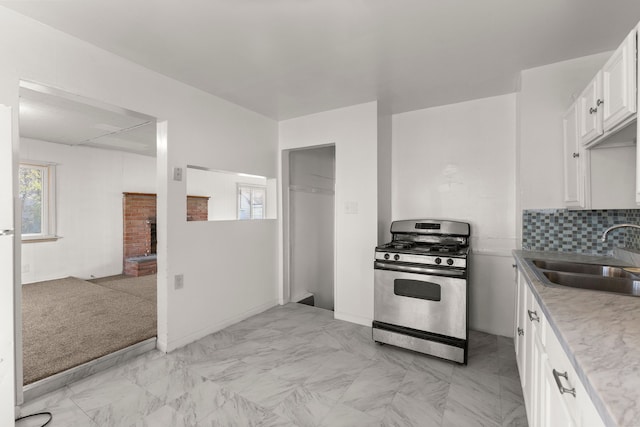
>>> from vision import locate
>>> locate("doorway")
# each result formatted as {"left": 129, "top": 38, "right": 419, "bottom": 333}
{"left": 16, "top": 81, "right": 161, "bottom": 401}
{"left": 286, "top": 145, "right": 335, "bottom": 311}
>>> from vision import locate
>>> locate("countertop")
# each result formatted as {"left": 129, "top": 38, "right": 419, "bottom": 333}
{"left": 513, "top": 250, "right": 640, "bottom": 427}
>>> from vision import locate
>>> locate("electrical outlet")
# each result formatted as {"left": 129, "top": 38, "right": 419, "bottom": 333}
{"left": 174, "top": 274, "right": 184, "bottom": 290}
{"left": 173, "top": 167, "right": 183, "bottom": 181}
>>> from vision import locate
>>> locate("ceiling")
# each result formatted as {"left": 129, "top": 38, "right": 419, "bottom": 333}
{"left": 19, "top": 86, "right": 157, "bottom": 156}
{"left": 4, "top": 1, "right": 640, "bottom": 120}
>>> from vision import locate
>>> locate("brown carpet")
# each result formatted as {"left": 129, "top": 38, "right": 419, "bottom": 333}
{"left": 90, "top": 274, "right": 157, "bottom": 303}
{"left": 22, "top": 276, "right": 156, "bottom": 385}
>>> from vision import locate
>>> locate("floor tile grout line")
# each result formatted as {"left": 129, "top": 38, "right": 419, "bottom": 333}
{"left": 65, "top": 384, "right": 100, "bottom": 425}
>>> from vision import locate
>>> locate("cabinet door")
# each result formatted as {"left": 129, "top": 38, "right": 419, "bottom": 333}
{"left": 523, "top": 285, "right": 540, "bottom": 413}
{"left": 602, "top": 28, "right": 637, "bottom": 131}
{"left": 515, "top": 272, "right": 527, "bottom": 390}
{"left": 563, "top": 104, "right": 581, "bottom": 206}
{"left": 541, "top": 357, "right": 575, "bottom": 427}
{"left": 579, "top": 72, "right": 604, "bottom": 145}
{"left": 530, "top": 333, "right": 545, "bottom": 427}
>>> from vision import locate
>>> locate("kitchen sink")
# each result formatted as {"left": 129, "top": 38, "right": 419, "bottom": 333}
{"left": 531, "top": 260, "right": 638, "bottom": 279}
{"left": 542, "top": 271, "right": 640, "bottom": 296}
{"left": 527, "top": 258, "right": 640, "bottom": 297}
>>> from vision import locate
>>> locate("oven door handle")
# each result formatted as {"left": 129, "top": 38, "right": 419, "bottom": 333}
{"left": 374, "top": 261, "right": 465, "bottom": 278}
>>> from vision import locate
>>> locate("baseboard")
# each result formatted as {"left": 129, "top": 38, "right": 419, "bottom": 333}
{"left": 166, "top": 299, "right": 279, "bottom": 352}
{"left": 156, "top": 335, "right": 168, "bottom": 353}
{"left": 334, "top": 311, "right": 372, "bottom": 327}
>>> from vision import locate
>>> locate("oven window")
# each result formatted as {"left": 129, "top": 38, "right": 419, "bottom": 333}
{"left": 394, "top": 279, "right": 441, "bottom": 301}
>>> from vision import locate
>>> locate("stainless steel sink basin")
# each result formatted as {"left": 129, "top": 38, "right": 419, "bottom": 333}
{"left": 543, "top": 271, "right": 640, "bottom": 296}
{"left": 532, "top": 259, "right": 638, "bottom": 279}
{"left": 526, "top": 258, "right": 640, "bottom": 296}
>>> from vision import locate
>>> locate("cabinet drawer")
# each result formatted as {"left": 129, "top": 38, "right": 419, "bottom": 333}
{"left": 527, "top": 292, "right": 546, "bottom": 348}
{"left": 545, "top": 322, "right": 579, "bottom": 424}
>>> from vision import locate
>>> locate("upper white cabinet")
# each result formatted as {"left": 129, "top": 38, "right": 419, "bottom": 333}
{"left": 602, "top": 28, "right": 637, "bottom": 130}
{"left": 563, "top": 103, "right": 590, "bottom": 208}
{"left": 578, "top": 72, "right": 603, "bottom": 145}
{"left": 565, "top": 24, "right": 639, "bottom": 207}
{"left": 580, "top": 28, "right": 637, "bottom": 147}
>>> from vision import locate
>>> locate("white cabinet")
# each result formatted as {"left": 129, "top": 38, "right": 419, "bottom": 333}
{"left": 541, "top": 355, "right": 575, "bottom": 427}
{"left": 563, "top": 103, "right": 590, "bottom": 208}
{"left": 578, "top": 72, "right": 603, "bottom": 145}
{"left": 514, "top": 270, "right": 527, "bottom": 388}
{"left": 514, "top": 263, "right": 605, "bottom": 427}
{"left": 602, "top": 28, "right": 637, "bottom": 130}
{"left": 579, "top": 28, "right": 637, "bottom": 147}
{"left": 515, "top": 268, "right": 547, "bottom": 425}
{"left": 566, "top": 25, "right": 638, "bottom": 205}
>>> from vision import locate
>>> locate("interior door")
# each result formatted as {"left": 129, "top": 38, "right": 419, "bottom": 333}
{"left": 0, "top": 105, "right": 16, "bottom": 424}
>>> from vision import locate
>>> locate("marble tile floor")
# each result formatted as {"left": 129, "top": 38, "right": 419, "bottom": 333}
{"left": 18, "top": 303, "right": 528, "bottom": 427}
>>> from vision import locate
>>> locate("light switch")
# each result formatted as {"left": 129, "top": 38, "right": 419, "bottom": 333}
{"left": 173, "top": 167, "right": 183, "bottom": 181}
{"left": 345, "top": 201, "right": 359, "bottom": 214}
{"left": 174, "top": 274, "right": 184, "bottom": 290}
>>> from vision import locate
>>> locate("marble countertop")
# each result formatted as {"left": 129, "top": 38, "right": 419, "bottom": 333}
{"left": 513, "top": 250, "right": 640, "bottom": 427}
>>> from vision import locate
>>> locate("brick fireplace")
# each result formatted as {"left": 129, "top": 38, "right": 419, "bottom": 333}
{"left": 123, "top": 192, "right": 209, "bottom": 276}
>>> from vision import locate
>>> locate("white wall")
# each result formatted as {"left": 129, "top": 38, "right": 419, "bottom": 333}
{"left": 392, "top": 94, "right": 517, "bottom": 336}
{"left": 590, "top": 145, "right": 638, "bottom": 208}
{"left": 0, "top": 7, "right": 279, "bottom": 394}
{"left": 377, "top": 108, "right": 392, "bottom": 245}
{"left": 279, "top": 102, "right": 378, "bottom": 325}
{"left": 20, "top": 138, "right": 156, "bottom": 283}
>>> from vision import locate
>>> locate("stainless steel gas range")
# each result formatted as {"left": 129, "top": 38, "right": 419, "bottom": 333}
{"left": 372, "top": 219, "right": 470, "bottom": 364}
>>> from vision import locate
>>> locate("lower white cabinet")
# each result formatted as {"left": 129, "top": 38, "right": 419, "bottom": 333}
{"left": 514, "top": 265, "right": 605, "bottom": 427}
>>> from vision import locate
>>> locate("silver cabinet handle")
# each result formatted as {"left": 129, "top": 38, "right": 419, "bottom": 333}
{"left": 527, "top": 310, "right": 540, "bottom": 322}
{"left": 597, "top": 99, "right": 604, "bottom": 106}
{"left": 552, "top": 369, "right": 576, "bottom": 397}
{"left": 589, "top": 107, "right": 598, "bottom": 114}
{"left": 0, "top": 229, "right": 13, "bottom": 236}
{"left": 572, "top": 153, "right": 580, "bottom": 158}
{"left": 517, "top": 327, "right": 524, "bottom": 336}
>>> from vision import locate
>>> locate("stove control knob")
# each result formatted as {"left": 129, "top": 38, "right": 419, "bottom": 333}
{"left": 435, "top": 257, "right": 442, "bottom": 264}
{"left": 384, "top": 253, "right": 390, "bottom": 260}
{"left": 447, "top": 258, "right": 454, "bottom": 266}
{"left": 394, "top": 254, "right": 400, "bottom": 261}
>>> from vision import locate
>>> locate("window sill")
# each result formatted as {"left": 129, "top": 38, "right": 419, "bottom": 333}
{"left": 21, "top": 235, "right": 62, "bottom": 243}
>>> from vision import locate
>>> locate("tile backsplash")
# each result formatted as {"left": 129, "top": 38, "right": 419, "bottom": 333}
{"left": 522, "top": 209, "right": 640, "bottom": 255}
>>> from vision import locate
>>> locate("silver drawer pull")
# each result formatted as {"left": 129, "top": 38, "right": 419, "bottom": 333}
{"left": 552, "top": 369, "right": 576, "bottom": 397}
{"left": 517, "top": 327, "right": 524, "bottom": 336}
{"left": 527, "top": 309, "right": 540, "bottom": 322}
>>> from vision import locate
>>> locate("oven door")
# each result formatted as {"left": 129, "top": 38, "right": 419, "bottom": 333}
{"left": 374, "top": 266, "right": 466, "bottom": 339}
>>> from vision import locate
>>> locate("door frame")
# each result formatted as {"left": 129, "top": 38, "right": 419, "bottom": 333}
{"left": 280, "top": 144, "right": 336, "bottom": 309}
{"left": 0, "top": 104, "right": 17, "bottom": 422}
{"left": 13, "top": 80, "right": 168, "bottom": 404}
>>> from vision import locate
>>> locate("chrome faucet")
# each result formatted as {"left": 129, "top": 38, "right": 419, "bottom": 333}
{"left": 601, "top": 224, "right": 640, "bottom": 242}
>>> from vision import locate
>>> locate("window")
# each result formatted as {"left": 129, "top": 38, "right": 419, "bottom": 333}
{"left": 237, "top": 184, "right": 266, "bottom": 220}
{"left": 19, "top": 161, "right": 57, "bottom": 240}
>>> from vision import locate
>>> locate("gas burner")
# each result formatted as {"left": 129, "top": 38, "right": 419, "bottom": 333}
{"left": 390, "top": 241, "right": 414, "bottom": 249}
{"left": 425, "top": 244, "right": 460, "bottom": 253}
